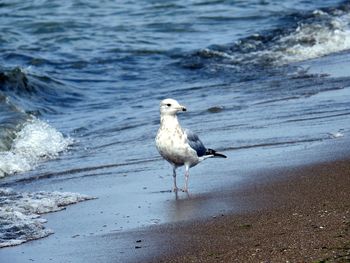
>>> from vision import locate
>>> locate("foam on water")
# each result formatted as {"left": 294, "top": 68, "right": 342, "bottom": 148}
{"left": 0, "top": 187, "right": 94, "bottom": 248}
{"left": 197, "top": 6, "right": 350, "bottom": 68}
{"left": 0, "top": 118, "right": 73, "bottom": 178}
{"left": 276, "top": 10, "right": 350, "bottom": 64}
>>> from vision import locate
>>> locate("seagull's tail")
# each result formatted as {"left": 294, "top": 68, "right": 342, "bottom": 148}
{"left": 205, "top": 149, "right": 227, "bottom": 158}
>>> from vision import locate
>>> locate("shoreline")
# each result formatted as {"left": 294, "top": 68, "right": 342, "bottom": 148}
{"left": 0, "top": 140, "right": 349, "bottom": 263}
{"left": 117, "top": 158, "right": 350, "bottom": 262}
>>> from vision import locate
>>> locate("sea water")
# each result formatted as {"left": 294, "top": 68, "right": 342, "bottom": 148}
{"left": 1, "top": 0, "right": 350, "bottom": 248}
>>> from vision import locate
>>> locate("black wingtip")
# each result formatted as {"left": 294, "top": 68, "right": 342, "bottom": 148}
{"left": 206, "top": 149, "right": 227, "bottom": 158}
{"left": 214, "top": 152, "right": 227, "bottom": 158}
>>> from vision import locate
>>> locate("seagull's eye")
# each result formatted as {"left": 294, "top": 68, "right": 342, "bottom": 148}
{"left": 166, "top": 103, "right": 171, "bottom": 107}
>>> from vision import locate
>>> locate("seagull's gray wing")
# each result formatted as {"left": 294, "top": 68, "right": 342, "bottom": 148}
{"left": 184, "top": 128, "right": 206, "bottom": 157}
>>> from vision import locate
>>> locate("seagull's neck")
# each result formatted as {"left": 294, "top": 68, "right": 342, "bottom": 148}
{"left": 160, "top": 114, "right": 180, "bottom": 129}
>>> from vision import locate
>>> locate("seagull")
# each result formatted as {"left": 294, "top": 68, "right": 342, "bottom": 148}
{"left": 155, "top": 98, "right": 226, "bottom": 192}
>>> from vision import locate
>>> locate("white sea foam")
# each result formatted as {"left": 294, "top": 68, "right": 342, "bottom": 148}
{"left": 242, "top": 10, "right": 350, "bottom": 65}
{"left": 0, "top": 187, "right": 94, "bottom": 248}
{"left": 0, "top": 118, "right": 73, "bottom": 177}
{"left": 204, "top": 9, "right": 350, "bottom": 66}
{"left": 328, "top": 131, "right": 344, "bottom": 138}
{"left": 276, "top": 11, "right": 350, "bottom": 64}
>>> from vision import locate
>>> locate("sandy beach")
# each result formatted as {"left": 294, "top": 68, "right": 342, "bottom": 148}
{"left": 0, "top": 139, "right": 349, "bottom": 263}
{"left": 142, "top": 160, "right": 350, "bottom": 262}
{"left": 139, "top": 158, "right": 350, "bottom": 262}
{"left": 69, "top": 143, "right": 350, "bottom": 263}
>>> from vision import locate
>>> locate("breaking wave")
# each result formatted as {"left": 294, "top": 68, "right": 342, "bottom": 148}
{"left": 184, "top": 3, "right": 350, "bottom": 69}
{"left": 0, "top": 118, "right": 73, "bottom": 178}
{"left": 0, "top": 67, "right": 77, "bottom": 178}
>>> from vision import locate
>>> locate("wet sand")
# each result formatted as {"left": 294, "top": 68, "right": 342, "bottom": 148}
{"left": 126, "top": 158, "right": 350, "bottom": 262}
{"left": 1, "top": 140, "right": 349, "bottom": 263}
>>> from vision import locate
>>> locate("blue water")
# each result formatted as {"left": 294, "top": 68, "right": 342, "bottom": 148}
{"left": 1, "top": 0, "right": 350, "bottom": 252}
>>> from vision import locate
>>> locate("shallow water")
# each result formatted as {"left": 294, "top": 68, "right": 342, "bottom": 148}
{"left": 1, "top": 0, "right": 350, "bottom": 250}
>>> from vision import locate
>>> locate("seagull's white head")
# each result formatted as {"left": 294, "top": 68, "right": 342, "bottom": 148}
{"left": 159, "top": 98, "right": 187, "bottom": 116}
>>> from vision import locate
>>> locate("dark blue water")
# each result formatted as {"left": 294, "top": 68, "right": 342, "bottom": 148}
{"left": 1, "top": 0, "right": 350, "bottom": 250}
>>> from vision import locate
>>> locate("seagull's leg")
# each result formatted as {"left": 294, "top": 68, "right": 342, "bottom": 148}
{"left": 183, "top": 165, "right": 190, "bottom": 192}
{"left": 172, "top": 166, "right": 178, "bottom": 192}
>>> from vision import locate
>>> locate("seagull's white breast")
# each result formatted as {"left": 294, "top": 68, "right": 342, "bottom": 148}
{"left": 156, "top": 123, "right": 198, "bottom": 167}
